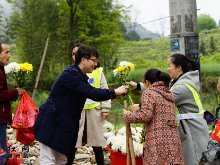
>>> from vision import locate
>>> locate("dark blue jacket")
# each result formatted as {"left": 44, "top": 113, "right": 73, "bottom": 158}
{"left": 34, "top": 64, "right": 115, "bottom": 156}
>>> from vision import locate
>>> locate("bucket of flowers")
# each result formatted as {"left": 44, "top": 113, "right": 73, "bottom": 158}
{"left": 103, "top": 121, "right": 143, "bottom": 165}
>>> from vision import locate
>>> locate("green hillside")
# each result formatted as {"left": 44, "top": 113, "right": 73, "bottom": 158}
{"left": 115, "top": 37, "right": 170, "bottom": 69}
{"left": 107, "top": 28, "right": 220, "bottom": 94}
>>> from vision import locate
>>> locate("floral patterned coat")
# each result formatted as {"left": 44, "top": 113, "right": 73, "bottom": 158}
{"left": 126, "top": 81, "right": 185, "bottom": 165}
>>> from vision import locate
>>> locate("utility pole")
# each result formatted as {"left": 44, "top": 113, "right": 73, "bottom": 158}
{"left": 32, "top": 33, "right": 50, "bottom": 101}
{"left": 169, "top": 0, "right": 200, "bottom": 71}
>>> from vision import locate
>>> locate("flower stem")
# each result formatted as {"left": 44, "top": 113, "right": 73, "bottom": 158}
{"left": 128, "top": 94, "right": 134, "bottom": 106}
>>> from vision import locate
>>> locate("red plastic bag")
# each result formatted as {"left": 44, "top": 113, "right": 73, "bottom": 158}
{"left": 11, "top": 91, "right": 38, "bottom": 130}
{"left": 16, "top": 128, "right": 35, "bottom": 145}
{"left": 6, "top": 141, "right": 23, "bottom": 165}
{"left": 210, "top": 121, "right": 220, "bottom": 143}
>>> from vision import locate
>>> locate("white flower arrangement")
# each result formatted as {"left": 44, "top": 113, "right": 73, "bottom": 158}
{"left": 135, "top": 127, "right": 143, "bottom": 133}
{"left": 117, "top": 126, "right": 126, "bottom": 135}
{"left": 103, "top": 121, "right": 114, "bottom": 132}
{"left": 103, "top": 132, "right": 115, "bottom": 140}
{"left": 4, "top": 62, "right": 20, "bottom": 74}
{"left": 103, "top": 123, "right": 144, "bottom": 157}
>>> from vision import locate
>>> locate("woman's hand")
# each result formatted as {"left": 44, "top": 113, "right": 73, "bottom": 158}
{"left": 126, "top": 81, "right": 137, "bottom": 89}
{"left": 114, "top": 86, "right": 128, "bottom": 95}
{"left": 123, "top": 109, "right": 130, "bottom": 118}
{"left": 130, "top": 104, "right": 141, "bottom": 112}
{"left": 102, "top": 112, "right": 109, "bottom": 120}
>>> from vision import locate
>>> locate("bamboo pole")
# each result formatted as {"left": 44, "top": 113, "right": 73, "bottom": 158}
{"left": 124, "top": 100, "right": 136, "bottom": 165}
{"left": 125, "top": 101, "right": 130, "bottom": 165}
{"left": 32, "top": 33, "right": 50, "bottom": 100}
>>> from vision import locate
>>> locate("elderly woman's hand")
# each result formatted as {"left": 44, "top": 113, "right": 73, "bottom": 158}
{"left": 130, "top": 104, "right": 141, "bottom": 112}
{"left": 126, "top": 81, "right": 137, "bottom": 89}
{"left": 123, "top": 109, "right": 130, "bottom": 118}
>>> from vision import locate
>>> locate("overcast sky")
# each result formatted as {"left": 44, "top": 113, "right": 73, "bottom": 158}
{"left": 1, "top": 0, "right": 220, "bottom": 35}
{"left": 119, "top": 0, "right": 220, "bottom": 35}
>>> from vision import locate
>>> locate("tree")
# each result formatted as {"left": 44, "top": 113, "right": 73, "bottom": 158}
{"left": 198, "top": 14, "right": 217, "bottom": 32}
{"left": 200, "top": 39, "right": 206, "bottom": 55}
{"left": 151, "top": 15, "right": 168, "bottom": 38}
{"left": 0, "top": 5, "right": 4, "bottom": 40}
{"left": 6, "top": 0, "right": 128, "bottom": 91}
{"left": 0, "top": 5, "right": 8, "bottom": 41}
{"left": 124, "top": 31, "right": 140, "bottom": 41}
{"left": 210, "top": 36, "right": 216, "bottom": 53}
{"left": 125, "top": 7, "right": 141, "bottom": 41}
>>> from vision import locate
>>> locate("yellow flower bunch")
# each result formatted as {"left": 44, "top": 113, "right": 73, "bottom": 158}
{"left": 113, "top": 61, "right": 134, "bottom": 105}
{"left": 19, "top": 62, "right": 33, "bottom": 72}
{"left": 128, "top": 62, "right": 134, "bottom": 71}
{"left": 115, "top": 66, "right": 125, "bottom": 73}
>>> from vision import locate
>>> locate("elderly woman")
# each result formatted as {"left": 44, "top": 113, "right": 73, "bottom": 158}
{"left": 123, "top": 68, "right": 185, "bottom": 165}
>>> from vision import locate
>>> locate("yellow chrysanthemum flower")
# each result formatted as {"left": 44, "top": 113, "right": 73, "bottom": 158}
{"left": 115, "top": 66, "right": 125, "bottom": 73}
{"left": 128, "top": 62, "right": 134, "bottom": 71}
{"left": 19, "top": 62, "right": 33, "bottom": 72}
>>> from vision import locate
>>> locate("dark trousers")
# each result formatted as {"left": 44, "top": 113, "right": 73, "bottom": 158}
{"left": 0, "top": 124, "right": 7, "bottom": 165}
{"left": 66, "top": 116, "right": 104, "bottom": 165}
{"left": 66, "top": 146, "right": 104, "bottom": 165}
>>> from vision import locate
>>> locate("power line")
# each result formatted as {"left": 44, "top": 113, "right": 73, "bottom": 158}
{"left": 10, "top": 16, "right": 170, "bottom": 53}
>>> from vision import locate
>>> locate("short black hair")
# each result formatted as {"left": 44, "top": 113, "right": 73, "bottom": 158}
{"left": 71, "top": 43, "right": 85, "bottom": 52}
{"left": 71, "top": 43, "right": 85, "bottom": 63}
{"left": 94, "top": 60, "right": 100, "bottom": 69}
{"left": 0, "top": 42, "right": 8, "bottom": 54}
{"left": 75, "top": 46, "right": 98, "bottom": 65}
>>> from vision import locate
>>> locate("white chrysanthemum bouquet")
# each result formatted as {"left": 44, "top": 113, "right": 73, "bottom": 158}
{"left": 103, "top": 121, "right": 144, "bottom": 156}
{"left": 113, "top": 61, "right": 135, "bottom": 105}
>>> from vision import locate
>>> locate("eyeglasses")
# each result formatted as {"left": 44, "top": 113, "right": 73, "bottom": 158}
{"left": 85, "top": 58, "right": 98, "bottom": 63}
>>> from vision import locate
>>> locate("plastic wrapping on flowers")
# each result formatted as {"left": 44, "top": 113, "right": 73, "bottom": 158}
{"left": 103, "top": 121, "right": 144, "bottom": 157}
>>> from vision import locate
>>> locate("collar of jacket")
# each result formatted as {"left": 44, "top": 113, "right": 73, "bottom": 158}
{"left": 0, "top": 64, "right": 4, "bottom": 72}
{"left": 70, "top": 63, "right": 89, "bottom": 81}
{"left": 170, "top": 74, "right": 183, "bottom": 88}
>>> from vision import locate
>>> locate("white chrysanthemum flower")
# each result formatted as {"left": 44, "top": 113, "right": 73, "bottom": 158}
{"left": 133, "top": 141, "right": 143, "bottom": 156}
{"left": 4, "top": 67, "right": 11, "bottom": 74}
{"left": 134, "top": 132, "right": 142, "bottom": 138}
{"left": 4, "top": 62, "right": 20, "bottom": 74}
{"left": 120, "top": 142, "right": 127, "bottom": 154}
{"left": 119, "top": 61, "right": 129, "bottom": 67}
{"left": 113, "top": 69, "right": 117, "bottom": 77}
{"left": 103, "top": 121, "right": 114, "bottom": 132}
{"left": 111, "top": 135, "right": 126, "bottom": 152}
{"left": 117, "top": 126, "right": 126, "bottom": 135}
{"left": 107, "top": 135, "right": 116, "bottom": 145}
{"left": 132, "top": 135, "right": 141, "bottom": 143}
{"left": 131, "top": 127, "right": 136, "bottom": 135}
{"left": 103, "top": 132, "right": 115, "bottom": 139}
{"left": 135, "top": 127, "right": 143, "bottom": 133}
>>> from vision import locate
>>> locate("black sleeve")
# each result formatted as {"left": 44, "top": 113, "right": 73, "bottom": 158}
{"left": 135, "top": 83, "right": 141, "bottom": 91}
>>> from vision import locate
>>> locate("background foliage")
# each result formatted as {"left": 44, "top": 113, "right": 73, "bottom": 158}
{"left": 0, "top": 1, "right": 220, "bottom": 114}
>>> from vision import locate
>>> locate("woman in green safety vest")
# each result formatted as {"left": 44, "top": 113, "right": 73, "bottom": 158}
{"left": 167, "top": 54, "right": 209, "bottom": 165}
{"left": 126, "top": 54, "right": 209, "bottom": 165}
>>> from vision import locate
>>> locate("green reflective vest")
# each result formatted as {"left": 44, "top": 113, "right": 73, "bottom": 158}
{"left": 171, "top": 82, "right": 205, "bottom": 126}
{"left": 83, "top": 67, "right": 102, "bottom": 110}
